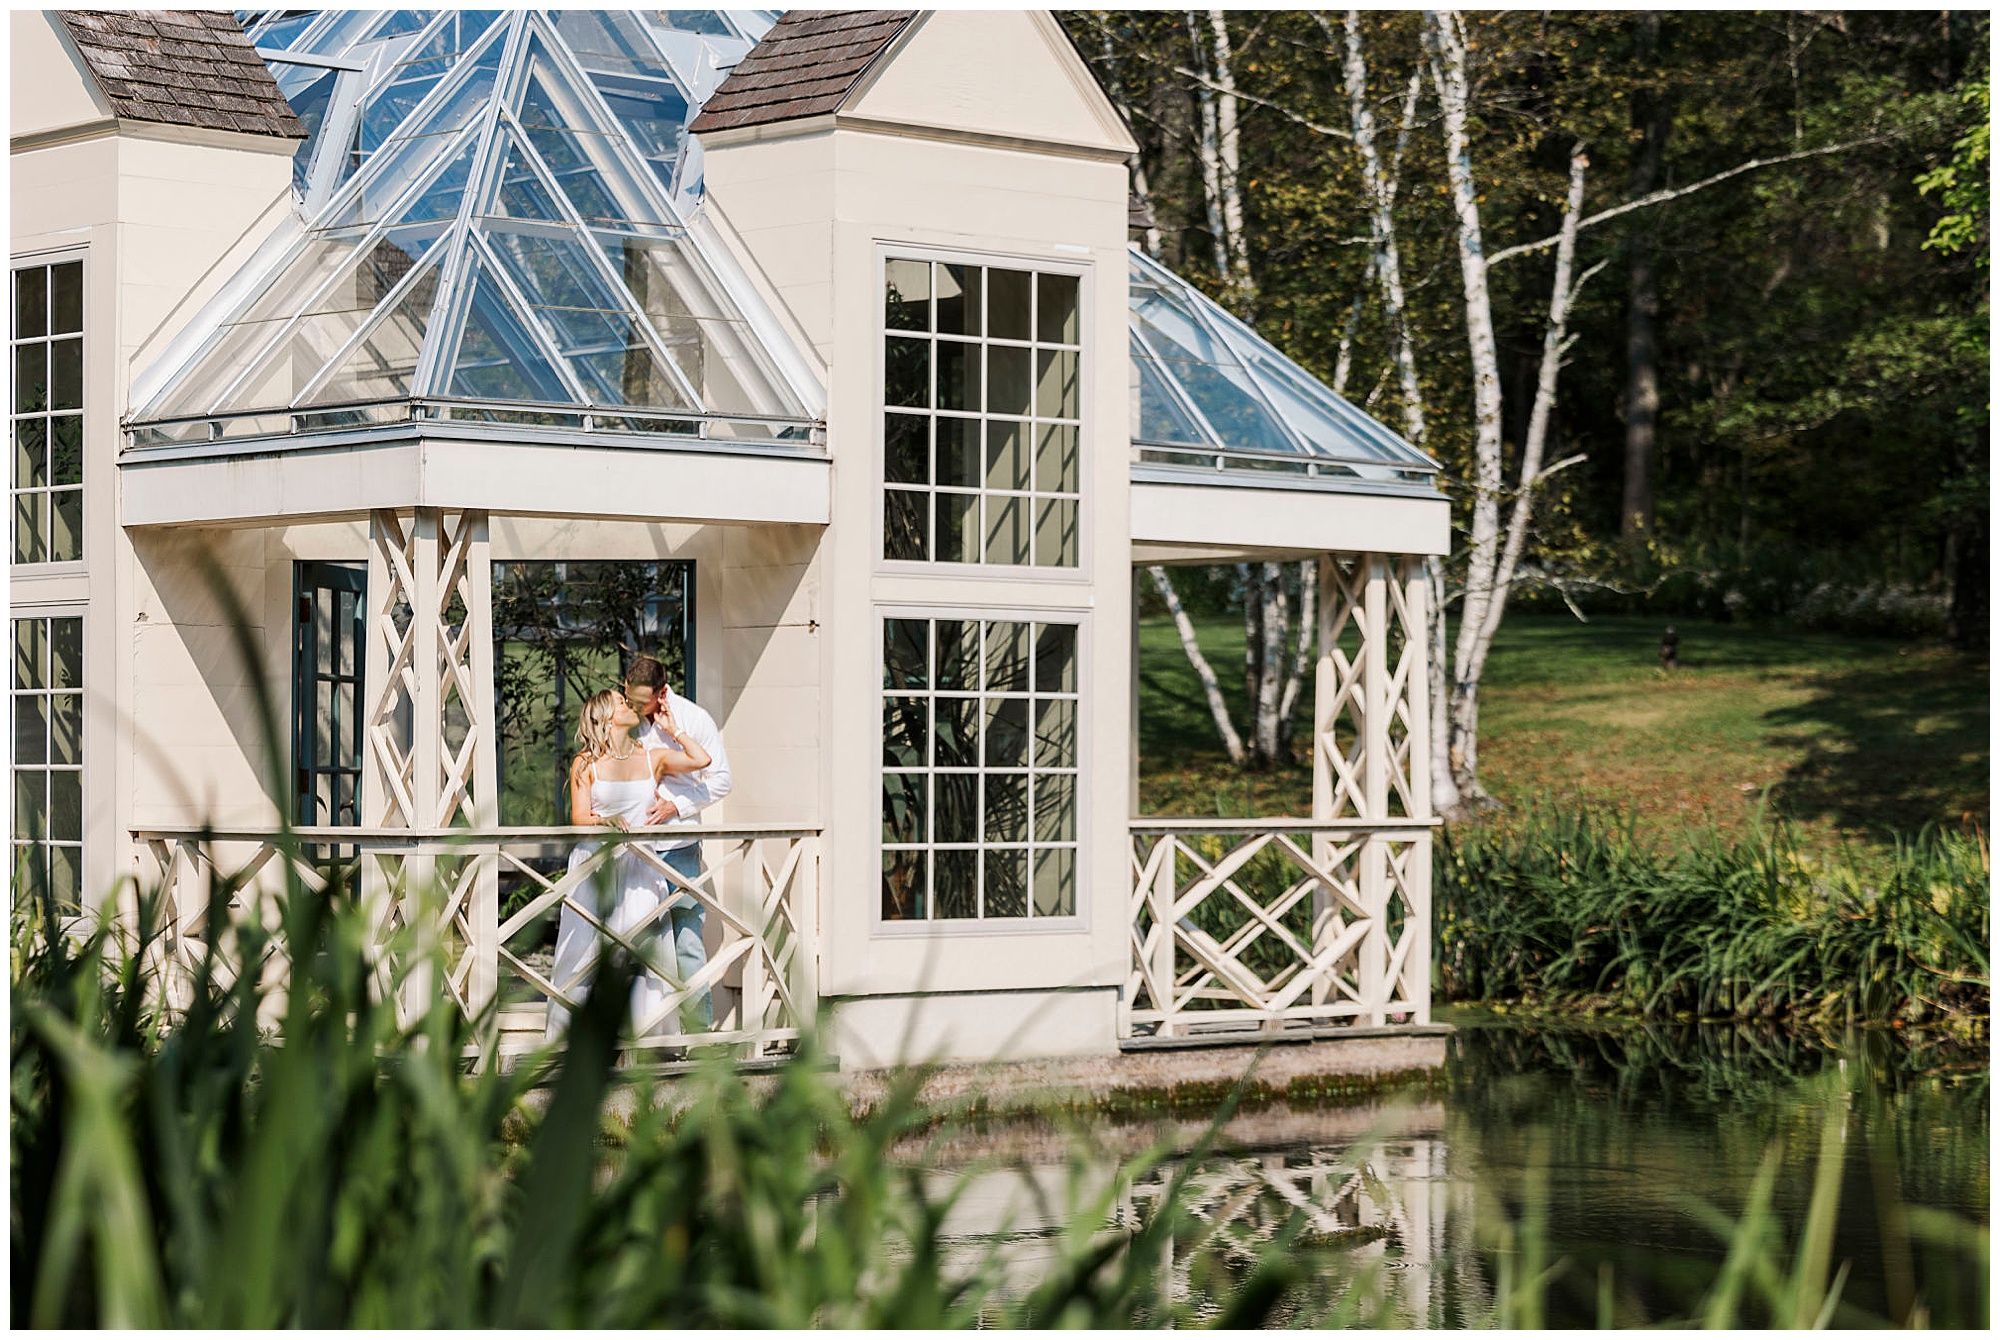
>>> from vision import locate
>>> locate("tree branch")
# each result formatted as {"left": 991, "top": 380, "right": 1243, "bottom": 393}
{"left": 1486, "top": 133, "right": 1899, "bottom": 267}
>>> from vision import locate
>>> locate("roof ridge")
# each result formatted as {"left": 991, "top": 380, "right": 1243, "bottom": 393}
{"left": 688, "top": 9, "right": 918, "bottom": 136}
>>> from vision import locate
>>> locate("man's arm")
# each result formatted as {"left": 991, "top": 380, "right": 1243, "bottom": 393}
{"left": 643, "top": 702, "right": 732, "bottom": 824}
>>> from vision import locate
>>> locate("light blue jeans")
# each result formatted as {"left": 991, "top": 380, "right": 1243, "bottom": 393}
{"left": 658, "top": 845, "right": 714, "bottom": 1032}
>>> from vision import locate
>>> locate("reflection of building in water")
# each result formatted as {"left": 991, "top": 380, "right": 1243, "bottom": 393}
{"left": 904, "top": 1100, "right": 1489, "bottom": 1326}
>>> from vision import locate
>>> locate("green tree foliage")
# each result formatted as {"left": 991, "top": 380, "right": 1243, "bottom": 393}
{"left": 1077, "top": 11, "right": 1987, "bottom": 631}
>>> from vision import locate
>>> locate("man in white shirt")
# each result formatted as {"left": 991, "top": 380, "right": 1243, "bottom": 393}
{"left": 624, "top": 654, "right": 731, "bottom": 1031}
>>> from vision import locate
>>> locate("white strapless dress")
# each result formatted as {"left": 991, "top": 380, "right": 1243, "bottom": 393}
{"left": 545, "top": 772, "right": 679, "bottom": 1039}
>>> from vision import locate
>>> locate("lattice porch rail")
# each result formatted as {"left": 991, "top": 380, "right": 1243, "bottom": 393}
{"left": 131, "top": 824, "right": 819, "bottom": 1067}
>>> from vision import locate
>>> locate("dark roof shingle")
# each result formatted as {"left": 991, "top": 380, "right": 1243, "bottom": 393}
{"left": 689, "top": 10, "right": 916, "bottom": 135}
{"left": 56, "top": 10, "right": 306, "bottom": 139}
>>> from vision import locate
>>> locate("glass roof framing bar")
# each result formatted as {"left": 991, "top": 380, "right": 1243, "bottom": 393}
{"left": 412, "top": 18, "right": 526, "bottom": 398}
{"left": 299, "top": 12, "right": 452, "bottom": 216}
{"left": 490, "top": 101, "right": 707, "bottom": 411}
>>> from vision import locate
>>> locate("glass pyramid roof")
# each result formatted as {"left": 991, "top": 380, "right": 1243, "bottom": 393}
{"left": 1129, "top": 249, "right": 1437, "bottom": 487}
{"left": 129, "top": 9, "right": 819, "bottom": 445}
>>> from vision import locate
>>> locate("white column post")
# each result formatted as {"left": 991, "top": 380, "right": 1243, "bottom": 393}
{"left": 1401, "top": 557, "right": 1434, "bottom": 1024}
{"left": 459, "top": 511, "right": 499, "bottom": 1022}
{"left": 1358, "top": 556, "right": 1392, "bottom": 1025}
{"left": 1310, "top": 554, "right": 1340, "bottom": 1009}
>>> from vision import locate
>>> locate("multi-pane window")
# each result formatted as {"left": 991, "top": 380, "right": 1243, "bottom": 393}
{"left": 881, "top": 617, "right": 1079, "bottom": 922}
{"left": 12, "top": 261, "right": 83, "bottom": 565}
{"left": 12, "top": 616, "right": 82, "bottom": 915}
{"left": 882, "top": 259, "right": 1081, "bottom": 567}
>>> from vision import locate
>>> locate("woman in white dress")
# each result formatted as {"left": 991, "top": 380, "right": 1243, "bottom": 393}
{"left": 545, "top": 688, "right": 713, "bottom": 1040}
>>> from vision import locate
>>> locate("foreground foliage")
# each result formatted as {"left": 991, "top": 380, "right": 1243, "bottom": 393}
{"left": 1436, "top": 806, "right": 1990, "bottom": 1024}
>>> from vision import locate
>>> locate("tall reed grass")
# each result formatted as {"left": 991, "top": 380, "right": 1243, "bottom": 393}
{"left": 1436, "top": 806, "right": 1990, "bottom": 1024}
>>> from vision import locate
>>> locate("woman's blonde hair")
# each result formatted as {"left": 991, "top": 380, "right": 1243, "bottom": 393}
{"left": 572, "top": 689, "right": 625, "bottom": 777}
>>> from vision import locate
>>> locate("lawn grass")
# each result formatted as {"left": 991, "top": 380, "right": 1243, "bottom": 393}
{"left": 1137, "top": 612, "right": 1989, "bottom": 851}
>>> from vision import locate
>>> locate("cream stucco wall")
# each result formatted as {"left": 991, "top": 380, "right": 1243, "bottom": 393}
{"left": 11, "top": 32, "right": 301, "bottom": 902}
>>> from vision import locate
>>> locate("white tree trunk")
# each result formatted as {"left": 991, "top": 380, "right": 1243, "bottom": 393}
{"left": 1207, "top": 10, "right": 1253, "bottom": 308}
{"left": 1150, "top": 566, "right": 1246, "bottom": 765}
{"left": 1254, "top": 561, "right": 1286, "bottom": 760}
{"left": 1278, "top": 560, "right": 1316, "bottom": 738}
{"left": 1338, "top": 13, "right": 1429, "bottom": 448}
{"left": 1427, "top": 9, "right": 1506, "bottom": 805}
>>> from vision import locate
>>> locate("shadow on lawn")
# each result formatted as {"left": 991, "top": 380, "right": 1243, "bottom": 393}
{"left": 1764, "top": 651, "right": 1989, "bottom": 836}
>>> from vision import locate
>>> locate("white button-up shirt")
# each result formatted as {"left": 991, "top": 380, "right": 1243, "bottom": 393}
{"left": 636, "top": 689, "right": 731, "bottom": 850}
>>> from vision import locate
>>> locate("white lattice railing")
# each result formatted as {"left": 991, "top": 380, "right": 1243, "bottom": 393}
{"left": 132, "top": 824, "right": 818, "bottom": 1065}
{"left": 1124, "top": 818, "right": 1433, "bottom": 1039}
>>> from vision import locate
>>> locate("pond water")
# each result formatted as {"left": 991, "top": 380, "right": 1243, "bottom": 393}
{"left": 922, "top": 1013, "right": 1989, "bottom": 1328}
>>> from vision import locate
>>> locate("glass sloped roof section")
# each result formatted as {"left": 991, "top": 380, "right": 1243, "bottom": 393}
{"left": 1129, "top": 249, "right": 1437, "bottom": 488}
{"left": 129, "top": 9, "right": 811, "bottom": 446}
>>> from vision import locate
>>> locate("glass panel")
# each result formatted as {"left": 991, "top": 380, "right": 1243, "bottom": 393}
{"left": 935, "top": 771, "right": 977, "bottom": 843}
{"left": 884, "top": 412, "right": 927, "bottom": 485}
{"left": 389, "top": 133, "right": 480, "bottom": 226}
{"left": 935, "top": 418, "right": 980, "bottom": 488}
{"left": 989, "top": 268, "right": 1031, "bottom": 341}
{"left": 982, "top": 696, "right": 1029, "bottom": 768}
{"left": 934, "top": 620, "right": 979, "bottom": 691}
{"left": 985, "top": 419, "right": 1029, "bottom": 491}
{"left": 883, "top": 488, "right": 927, "bottom": 561}
{"left": 1035, "top": 423, "right": 1078, "bottom": 494}
{"left": 884, "top": 337, "right": 929, "bottom": 409}
{"left": 50, "top": 339, "right": 81, "bottom": 411}
{"left": 936, "top": 491, "right": 976, "bottom": 563}
{"left": 1033, "top": 847, "right": 1075, "bottom": 917}
{"left": 934, "top": 849, "right": 976, "bottom": 919}
{"left": 449, "top": 260, "right": 576, "bottom": 403}
{"left": 883, "top": 696, "right": 928, "bottom": 767}
{"left": 1133, "top": 344, "right": 1212, "bottom": 447}
{"left": 13, "top": 618, "right": 44, "bottom": 691}
{"left": 51, "top": 262, "right": 82, "bottom": 334}
{"left": 1035, "top": 697, "right": 1075, "bottom": 768}
{"left": 935, "top": 339, "right": 978, "bottom": 413}
{"left": 52, "top": 620, "right": 82, "bottom": 692}
{"left": 48, "top": 843, "right": 80, "bottom": 915}
{"left": 983, "top": 772, "right": 1027, "bottom": 843}
{"left": 491, "top": 132, "right": 565, "bottom": 221}
{"left": 1035, "top": 498, "right": 1078, "bottom": 567}
{"left": 50, "top": 492, "right": 80, "bottom": 563}
{"left": 1035, "top": 773, "right": 1076, "bottom": 842}
{"left": 14, "top": 494, "right": 45, "bottom": 565}
{"left": 14, "top": 695, "right": 46, "bottom": 765}
{"left": 48, "top": 769, "right": 80, "bottom": 843}
{"left": 518, "top": 77, "right": 628, "bottom": 224}
{"left": 48, "top": 693, "right": 79, "bottom": 767}
{"left": 15, "top": 419, "right": 46, "bottom": 488}
{"left": 15, "top": 344, "right": 46, "bottom": 414}
{"left": 1034, "top": 624, "right": 1077, "bottom": 693}
{"left": 983, "top": 495, "right": 1027, "bottom": 566}
{"left": 15, "top": 267, "right": 46, "bottom": 339}
{"left": 987, "top": 345, "right": 1031, "bottom": 417}
{"left": 1036, "top": 347, "right": 1078, "bottom": 420}
{"left": 933, "top": 698, "right": 977, "bottom": 769}
{"left": 1037, "top": 272, "right": 1078, "bottom": 345}
{"left": 49, "top": 417, "right": 80, "bottom": 486}
{"left": 881, "top": 770, "right": 925, "bottom": 844}
{"left": 883, "top": 618, "right": 928, "bottom": 689}
{"left": 984, "top": 622, "right": 1029, "bottom": 692}
{"left": 14, "top": 769, "right": 45, "bottom": 839}
{"left": 984, "top": 846, "right": 1027, "bottom": 917}
{"left": 936, "top": 264, "right": 981, "bottom": 337}
{"left": 885, "top": 259, "right": 931, "bottom": 332}
{"left": 300, "top": 262, "right": 439, "bottom": 405}
{"left": 882, "top": 848, "right": 927, "bottom": 920}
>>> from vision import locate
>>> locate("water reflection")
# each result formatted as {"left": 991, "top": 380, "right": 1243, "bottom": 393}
{"left": 908, "top": 1016, "right": 1988, "bottom": 1327}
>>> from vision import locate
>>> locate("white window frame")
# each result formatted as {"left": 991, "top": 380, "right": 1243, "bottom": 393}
{"left": 10, "top": 605, "right": 86, "bottom": 918}
{"left": 873, "top": 243, "right": 1092, "bottom": 583}
{"left": 873, "top": 603, "right": 1091, "bottom": 939}
{"left": 10, "top": 252, "right": 87, "bottom": 574}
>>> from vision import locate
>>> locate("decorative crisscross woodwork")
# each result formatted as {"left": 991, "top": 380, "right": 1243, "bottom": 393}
{"left": 132, "top": 825, "right": 820, "bottom": 1067}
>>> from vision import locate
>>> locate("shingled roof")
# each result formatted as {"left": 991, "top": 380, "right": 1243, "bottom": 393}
{"left": 688, "top": 10, "right": 916, "bottom": 135}
{"left": 56, "top": 10, "right": 306, "bottom": 139}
